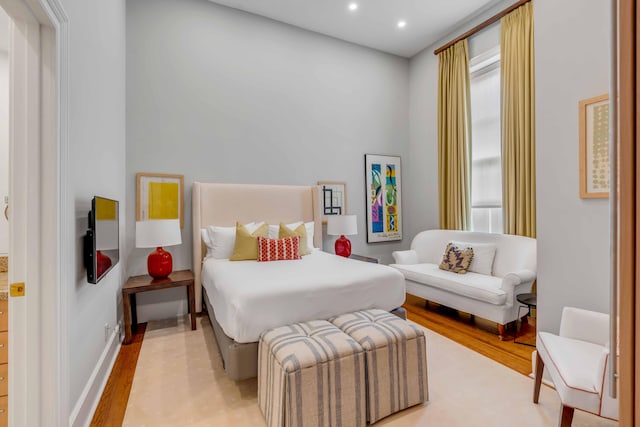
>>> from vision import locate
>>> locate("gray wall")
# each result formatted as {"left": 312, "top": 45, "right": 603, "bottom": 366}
{"left": 62, "top": 0, "right": 127, "bottom": 414}
{"left": 126, "top": 0, "right": 410, "bottom": 321}
{"left": 535, "top": 0, "right": 611, "bottom": 334}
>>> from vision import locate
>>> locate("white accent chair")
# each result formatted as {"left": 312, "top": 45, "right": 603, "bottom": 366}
{"left": 533, "top": 307, "right": 618, "bottom": 426}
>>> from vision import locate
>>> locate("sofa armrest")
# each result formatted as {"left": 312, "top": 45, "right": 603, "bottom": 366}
{"left": 392, "top": 249, "right": 419, "bottom": 265}
{"left": 501, "top": 269, "right": 536, "bottom": 288}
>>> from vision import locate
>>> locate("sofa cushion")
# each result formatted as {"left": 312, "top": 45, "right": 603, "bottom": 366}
{"left": 391, "top": 263, "right": 506, "bottom": 305}
{"left": 537, "top": 332, "right": 608, "bottom": 413}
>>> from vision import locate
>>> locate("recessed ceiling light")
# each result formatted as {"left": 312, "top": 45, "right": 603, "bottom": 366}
{"left": 348, "top": 3, "right": 358, "bottom": 11}
{"left": 397, "top": 20, "right": 407, "bottom": 29}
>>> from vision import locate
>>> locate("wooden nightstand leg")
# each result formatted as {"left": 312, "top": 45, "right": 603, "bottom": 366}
{"left": 188, "top": 283, "right": 196, "bottom": 330}
{"left": 123, "top": 291, "right": 132, "bottom": 345}
{"left": 130, "top": 293, "right": 138, "bottom": 333}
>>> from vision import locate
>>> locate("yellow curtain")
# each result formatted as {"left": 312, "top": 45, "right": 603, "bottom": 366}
{"left": 438, "top": 40, "right": 472, "bottom": 230}
{"left": 501, "top": 3, "right": 536, "bottom": 237}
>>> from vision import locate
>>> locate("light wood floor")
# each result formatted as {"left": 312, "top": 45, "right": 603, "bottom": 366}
{"left": 90, "top": 324, "right": 146, "bottom": 427}
{"left": 91, "top": 296, "right": 536, "bottom": 425}
{"left": 403, "top": 293, "right": 536, "bottom": 376}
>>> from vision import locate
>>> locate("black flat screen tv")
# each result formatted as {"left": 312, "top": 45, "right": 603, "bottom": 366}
{"left": 84, "top": 196, "right": 119, "bottom": 284}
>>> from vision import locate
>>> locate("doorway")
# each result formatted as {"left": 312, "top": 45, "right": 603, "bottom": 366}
{"left": 0, "top": 0, "right": 67, "bottom": 425}
{"left": 0, "top": 6, "right": 10, "bottom": 424}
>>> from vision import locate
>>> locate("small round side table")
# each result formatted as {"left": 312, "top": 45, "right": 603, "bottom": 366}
{"left": 515, "top": 292, "right": 537, "bottom": 346}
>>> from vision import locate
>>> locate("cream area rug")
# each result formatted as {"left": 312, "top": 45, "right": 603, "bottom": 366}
{"left": 122, "top": 315, "right": 618, "bottom": 427}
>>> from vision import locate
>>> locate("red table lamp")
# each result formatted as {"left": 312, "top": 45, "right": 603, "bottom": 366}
{"left": 136, "top": 219, "right": 182, "bottom": 279}
{"left": 327, "top": 215, "right": 358, "bottom": 257}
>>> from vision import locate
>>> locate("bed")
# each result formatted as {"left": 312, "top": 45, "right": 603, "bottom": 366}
{"left": 192, "top": 182, "right": 406, "bottom": 380}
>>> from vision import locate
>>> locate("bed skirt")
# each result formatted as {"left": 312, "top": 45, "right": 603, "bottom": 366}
{"left": 203, "top": 287, "right": 407, "bottom": 381}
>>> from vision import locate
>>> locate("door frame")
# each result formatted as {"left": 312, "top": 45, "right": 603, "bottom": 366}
{"left": 617, "top": 0, "right": 637, "bottom": 424}
{"left": 1, "top": 0, "right": 68, "bottom": 425}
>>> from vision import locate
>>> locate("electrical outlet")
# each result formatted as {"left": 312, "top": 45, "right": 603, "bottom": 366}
{"left": 104, "top": 323, "right": 110, "bottom": 342}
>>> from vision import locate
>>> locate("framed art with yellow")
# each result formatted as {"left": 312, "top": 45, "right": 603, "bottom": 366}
{"left": 136, "top": 173, "right": 184, "bottom": 228}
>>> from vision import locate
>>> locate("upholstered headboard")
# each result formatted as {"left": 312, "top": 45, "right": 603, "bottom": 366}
{"left": 192, "top": 182, "right": 323, "bottom": 312}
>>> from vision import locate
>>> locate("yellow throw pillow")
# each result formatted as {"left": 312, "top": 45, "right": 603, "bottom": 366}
{"left": 230, "top": 222, "right": 269, "bottom": 261}
{"left": 278, "top": 223, "right": 310, "bottom": 256}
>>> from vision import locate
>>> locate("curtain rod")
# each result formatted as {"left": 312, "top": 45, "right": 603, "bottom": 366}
{"left": 433, "top": 0, "right": 531, "bottom": 55}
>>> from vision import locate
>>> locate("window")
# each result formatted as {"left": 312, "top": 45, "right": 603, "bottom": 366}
{"left": 469, "top": 48, "right": 502, "bottom": 233}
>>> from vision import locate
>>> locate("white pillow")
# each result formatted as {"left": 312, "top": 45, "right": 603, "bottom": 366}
{"left": 201, "top": 229, "right": 214, "bottom": 258}
{"left": 268, "top": 221, "right": 315, "bottom": 252}
{"left": 392, "top": 249, "right": 419, "bottom": 265}
{"left": 304, "top": 222, "right": 315, "bottom": 251}
{"left": 206, "top": 222, "right": 262, "bottom": 259}
{"left": 450, "top": 241, "right": 497, "bottom": 276}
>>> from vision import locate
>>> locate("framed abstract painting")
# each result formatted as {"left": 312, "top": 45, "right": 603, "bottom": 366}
{"left": 136, "top": 172, "right": 184, "bottom": 228}
{"left": 317, "top": 181, "right": 347, "bottom": 223}
{"left": 364, "top": 154, "right": 402, "bottom": 242}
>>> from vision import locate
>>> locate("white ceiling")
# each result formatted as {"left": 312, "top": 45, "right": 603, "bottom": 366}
{"left": 207, "top": 0, "right": 502, "bottom": 57}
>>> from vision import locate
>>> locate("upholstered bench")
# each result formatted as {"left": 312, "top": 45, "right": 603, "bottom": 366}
{"left": 331, "top": 309, "right": 429, "bottom": 423}
{"left": 258, "top": 319, "right": 366, "bottom": 427}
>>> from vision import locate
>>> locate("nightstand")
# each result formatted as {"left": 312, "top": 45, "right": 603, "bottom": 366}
{"left": 122, "top": 269, "right": 195, "bottom": 344}
{"left": 349, "top": 254, "right": 379, "bottom": 264}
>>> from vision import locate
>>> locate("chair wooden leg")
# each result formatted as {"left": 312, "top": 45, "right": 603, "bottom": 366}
{"left": 497, "top": 323, "right": 506, "bottom": 340}
{"left": 559, "top": 405, "right": 574, "bottom": 427}
{"left": 533, "top": 352, "right": 544, "bottom": 403}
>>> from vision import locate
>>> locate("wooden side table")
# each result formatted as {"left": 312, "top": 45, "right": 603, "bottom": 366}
{"left": 514, "top": 292, "right": 537, "bottom": 346}
{"left": 122, "top": 269, "right": 196, "bottom": 344}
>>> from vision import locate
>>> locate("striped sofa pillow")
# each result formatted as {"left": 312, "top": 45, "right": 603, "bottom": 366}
{"left": 257, "top": 236, "right": 302, "bottom": 262}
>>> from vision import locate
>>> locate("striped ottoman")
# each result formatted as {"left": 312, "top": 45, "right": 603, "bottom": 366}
{"left": 331, "top": 309, "right": 429, "bottom": 423}
{"left": 258, "top": 320, "right": 366, "bottom": 427}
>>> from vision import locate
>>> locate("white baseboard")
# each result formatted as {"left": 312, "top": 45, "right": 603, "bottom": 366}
{"left": 69, "top": 327, "right": 122, "bottom": 427}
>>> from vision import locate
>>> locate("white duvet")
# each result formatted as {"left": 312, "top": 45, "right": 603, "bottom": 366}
{"left": 201, "top": 251, "right": 406, "bottom": 343}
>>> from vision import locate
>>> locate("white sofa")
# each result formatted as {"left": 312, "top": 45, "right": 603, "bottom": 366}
{"left": 390, "top": 230, "right": 536, "bottom": 338}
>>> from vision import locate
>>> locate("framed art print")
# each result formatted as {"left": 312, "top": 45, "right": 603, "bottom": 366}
{"left": 365, "top": 154, "right": 402, "bottom": 242}
{"left": 579, "top": 94, "right": 609, "bottom": 198}
{"left": 317, "top": 181, "right": 347, "bottom": 223}
{"left": 136, "top": 172, "right": 184, "bottom": 228}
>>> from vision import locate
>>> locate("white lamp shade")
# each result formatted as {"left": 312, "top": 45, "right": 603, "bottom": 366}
{"left": 136, "top": 219, "right": 182, "bottom": 248}
{"left": 327, "top": 215, "right": 357, "bottom": 236}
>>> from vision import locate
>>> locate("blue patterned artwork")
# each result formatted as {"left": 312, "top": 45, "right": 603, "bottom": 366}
{"left": 371, "top": 164, "right": 383, "bottom": 233}
{"left": 365, "top": 155, "right": 402, "bottom": 242}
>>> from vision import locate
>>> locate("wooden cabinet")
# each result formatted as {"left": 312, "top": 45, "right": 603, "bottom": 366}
{"left": 0, "top": 396, "right": 7, "bottom": 426}
{"left": 0, "top": 299, "right": 7, "bottom": 427}
{"left": 0, "top": 302, "right": 6, "bottom": 332}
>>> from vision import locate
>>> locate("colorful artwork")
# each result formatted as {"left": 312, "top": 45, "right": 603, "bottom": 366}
{"left": 371, "top": 164, "right": 383, "bottom": 232}
{"left": 365, "top": 155, "right": 402, "bottom": 242}
{"left": 385, "top": 164, "right": 398, "bottom": 232}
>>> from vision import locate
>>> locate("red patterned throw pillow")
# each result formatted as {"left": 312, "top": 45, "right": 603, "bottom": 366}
{"left": 257, "top": 236, "right": 302, "bottom": 262}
